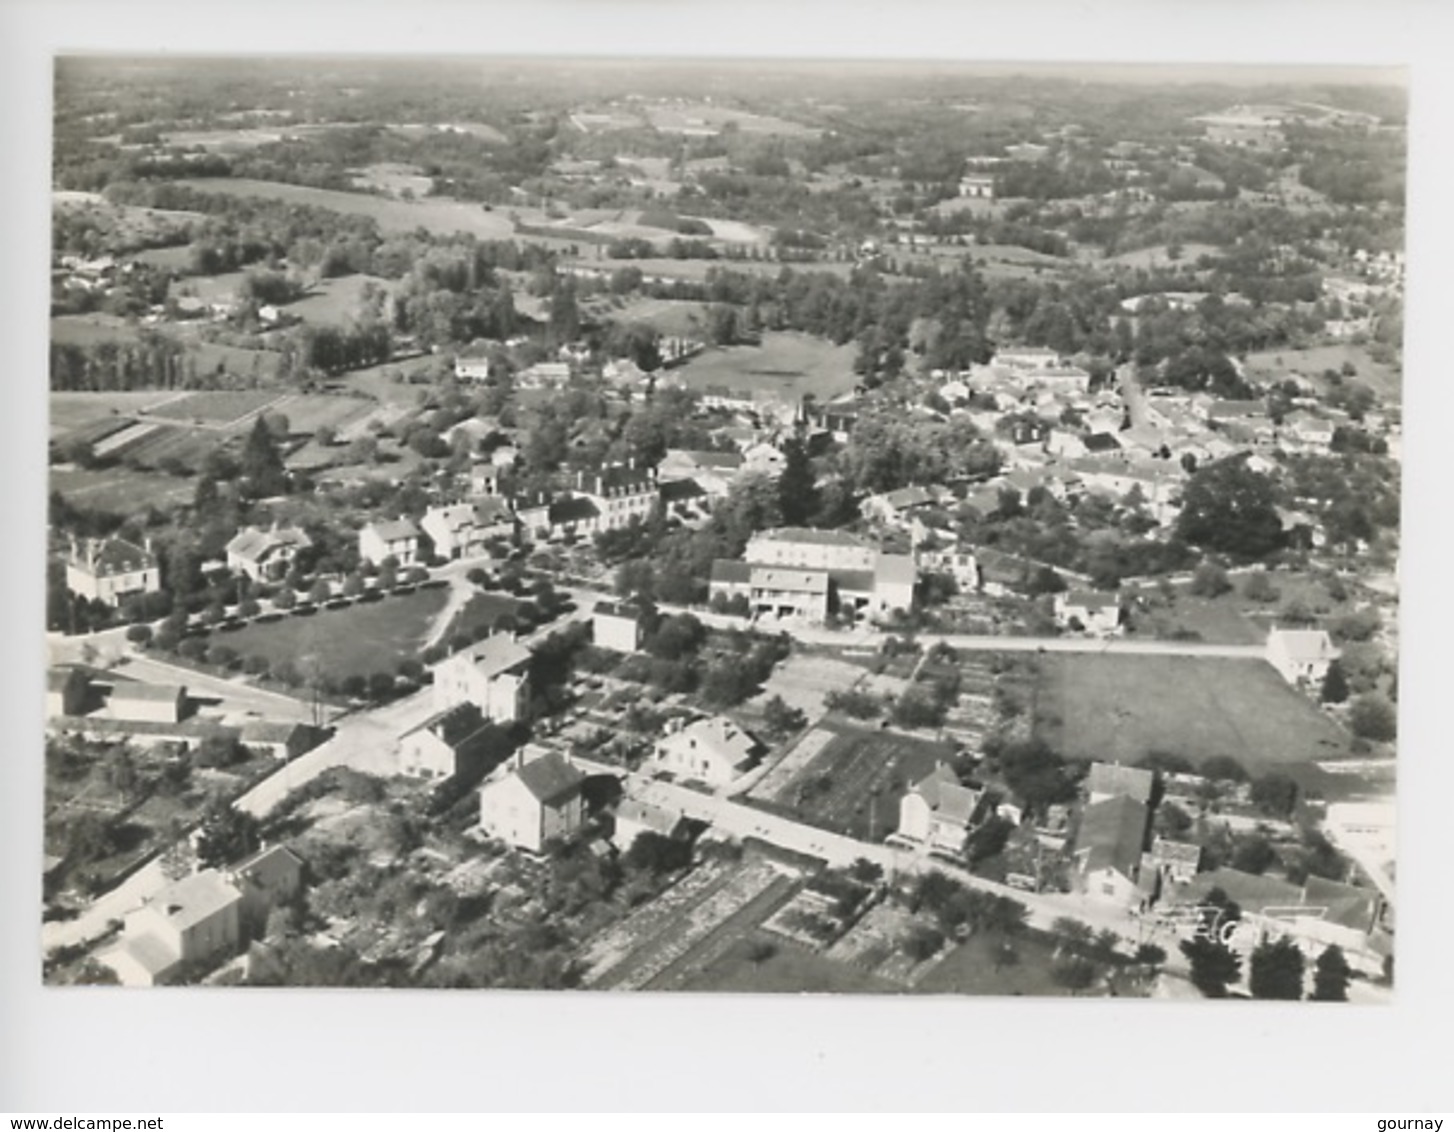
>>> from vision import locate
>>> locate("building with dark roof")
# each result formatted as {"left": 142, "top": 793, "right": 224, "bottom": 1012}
{"left": 1074, "top": 795, "right": 1150, "bottom": 907}
{"left": 398, "top": 702, "right": 510, "bottom": 781}
{"left": 225, "top": 524, "right": 312, "bottom": 583}
{"left": 894, "top": 764, "right": 987, "bottom": 856}
{"left": 478, "top": 749, "right": 586, "bottom": 852}
{"left": 65, "top": 536, "right": 160, "bottom": 607}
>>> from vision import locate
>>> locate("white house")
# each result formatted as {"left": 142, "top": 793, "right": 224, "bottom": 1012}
{"left": 1265, "top": 628, "right": 1339, "bottom": 687}
{"left": 65, "top": 536, "right": 160, "bottom": 607}
{"left": 894, "top": 764, "right": 985, "bottom": 856}
{"left": 99, "top": 870, "right": 243, "bottom": 987}
{"left": 1084, "top": 762, "right": 1155, "bottom": 806}
{"left": 1073, "top": 795, "right": 1151, "bottom": 908}
{"left": 478, "top": 749, "right": 586, "bottom": 853}
{"left": 431, "top": 633, "right": 533, "bottom": 723}
{"left": 652, "top": 716, "right": 758, "bottom": 788}
{"left": 397, "top": 702, "right": 506, "bottom": 781}
{"left": 592, "top": 601, "right": 647, "bottom": 653}
{"left": 358, "top": 518, "right": 421, "bottom": 567}
{"left": 225, "top": 524, "right": 312, "bottom": 583}
{"left": 1055, "top": 590, "right": 1121, "bottom": 635}
{"left": 612, "top": 797, "right": 690, "bottom": 852}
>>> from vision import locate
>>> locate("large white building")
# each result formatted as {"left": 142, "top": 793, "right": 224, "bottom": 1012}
{"left": 431, "top": 633, "right": 533, "bottom": 723}
{"left": 65, "top": 536, "right": 161, "bottom": 607}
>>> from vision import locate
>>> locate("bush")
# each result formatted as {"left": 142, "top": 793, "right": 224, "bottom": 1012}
{"left": 177, "top": 637, "right": 208, "bottom": 661}
{"left": 1348, "top": 693, "right": 1397, "bottom": 742}
{"left": 125, "top": 624, "right": 153, "bottom": 646}
{"left": 901, "top": 924, "right": 946, "bottom": 963}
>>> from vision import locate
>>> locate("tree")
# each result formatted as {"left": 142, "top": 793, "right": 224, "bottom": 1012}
{"left": 1249, "top": 935, "right": 1306, "bottom": 1000}
{"left": 1250, "top": 773, "right": 1299, "bottom": 819}
{"left": 239, "top": 416, "right": 288, "bottom": 499}
{"left": 1348, "top": 693, "right": 1397, "bottom": 742}
{"left": 1180, "top": 937, "right": 1243, "bottom": 998}
{"left": 902, "top": 924, "right": 946, "bottom": 963}
{"left": 1189, "top": 560, "right": 1232, "bottom": 598}
{"left": 1175, "top": 457, "right": 1284, "bottom": 561}
{"left": 1231, "top": 834, "right": 1277, "bottom": 875}
{"left": 193, "top": 801, "right": 261, "bottom": 869}
{"left": 763, "top": 694, "right": 807, "bottom": 737}
{"left": 1052, "top": 957, "right": 1099, "bottom": 993}
{"left": 1310, "top": 945, "right": 1352, "bottom": 1002}
{"left": 777, "top": 434, "right": 820, "bottom": 526}
{"left": 1320, "top": 660, "right": 1350, "bottom": 704}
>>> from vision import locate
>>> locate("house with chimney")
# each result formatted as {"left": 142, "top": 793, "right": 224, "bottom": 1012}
{"left": 358, "top": 517, "right": 421, "bottom": 567}
{"left": 478, "top": 747, "right": 587, "bottom": 853}
{"left": 99, "top": 869, "right": 243, "bottom": 986}
{"left": 397, "top": 702, "right": 510, "bottom": 782}
{"left": 65, "top": 536, "right": 160, "bottom": 607}
{"left": 225, "top": 524, "right": 313, "bottom": 583}
{"left": 893, "top": 764, "right": 989, "bottom": 857}
{"left": 1073, "top": 794, "right": 1153, "bottom": 908}
{"left": 431, "top": 632, "right": 532, "bottom": 724}
{"left": 652, "top": 715, "right": 759, "bottom": 788}
{"left": 420, "top": 499, "right": 515, "bottom": 560}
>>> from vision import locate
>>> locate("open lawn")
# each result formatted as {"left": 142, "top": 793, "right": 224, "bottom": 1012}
{"left": 350, "top": 163, "right": 433, "bottom": 198}
{"left": 282, "top": 274, "right": 399, "bottom": 327}
{"left": 666, "top": 331, "right": 857, "bottom": 404}
{"left": 50, "top": 314, "right": 143, "bottom": 348}
{"left": 1129, "top": 592, "right": 1265, "bottom": 645}
{"left": 50, "top": 465, "right": 196, "bottom": 515}
{"left": 915, "top": 928, "right": 1083, "bottom": 996}
{"left": 574, "top": 256, "right": 860, "bottom": 285}
{"left": 439, "top": 592, "right": 522, "bottom": 645}
{"left": 1033, "top": 653, "right": 1353, "bottom": 775}
{"left": 269, "top": 394, "right": 377, "bottom": 437}
{"left": 643, "top": 103, "right": 820, "bottom": 138}
{"left": 584, "top": 296, "right": 710, "bottom": 338}
{"left": 208, "top": 587, "right": 450, "bottom": 680}
{"left": 1243, "top": 343, "right": 1401, "bottom": 402}
{"left": 1106, "top": 243, "right": 1221, "bottom": 269}
{"left": 746, "top": 721, "right": 955, "bottom": 842}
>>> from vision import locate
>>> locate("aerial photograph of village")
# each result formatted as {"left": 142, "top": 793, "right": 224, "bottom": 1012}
{"left": 39, "top": 55, "right": 1402, "bottom": 1002}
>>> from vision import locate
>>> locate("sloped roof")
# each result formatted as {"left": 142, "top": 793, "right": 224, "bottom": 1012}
{"left": 615, "top": 797, "right": 687, "bottom": 838}
{"left": 660, "top": 716, "right": 757, "bottom": 771}
{"left": 752, "top": 527, "right": 868, "bottom": 549}
{"left": 113, "top": 933, "right": 179, "bottom": 978}
{"left": 1075, "top": 795, "right": 1148, "bottom": 879}
{"left": 1268, "top": 629, "right": 1338, "bottom": 663}
{"left": 874, "top": 553, "right": 918, "bottom": 588}
{"left": 549, "top": 496, "right": 600, "bottom": 524}
{"left": 1064, "top": 590, "right": 1119, "bottom": 611}
{"left": 750, "top": 567, "right": 828, "bottom": 594}
{"left": 710, "top": 559, "right": 752, "bottom": 585}
{"left": 366, "top": 518, "right": 419, "bottom": 543}
{"left": 72, "top": 537, "right": 157, "bottom": 577}
{"left": 1085, "top": 761, "right": 1155, "bottom": 804}
{"left": 514, "top": 751, "right": 586, "bottom": 804}
{"left": 909, "top": 764, "right": 981, "bottom": 828}
{"left": 232, "top": 845, "right": 305, "bottom": 890}
{"left": 109, "top": 681, "right": 185, "bottom": 703}
{"left": 144, "top": 870, "right": 242, "bottom": 931}
{"left": 226, "top": 525, "right": 311, "bottom": 562}
{"left": 449, "top": 633, "right": 531, "bottom": 678}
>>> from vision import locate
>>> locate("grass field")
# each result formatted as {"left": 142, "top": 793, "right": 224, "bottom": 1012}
{"left": 350, "top": 163, "right": 433, "bottom": 198}
{"left": 268, "top": 394, "right": 377, "bottom": 436}
{"left": 576, "top": 256, "right": 860, "bottom": 285}
{"left": 665, "top": 331, "right": 857, "bottom": 404}
{"left": 1106, "top": 243, "right": 1221, "bottom": 269}
{"left": 282, "top": 274, "right": 398, "bottom": 327}
{"left": 50, "top": 314, "right": 143, "bottom": 347}
{"left": 210, "top": 587, "right": 450, "bottom": 679}
{"left": 1033, "top": 653, "right": 1352, "bottom": 774}
{"left": 915, "top": 929, "right": 1080, "bottom": 996}
{"left": 746, "top": 721, "right": 955, "bottom": 843}
{"left": 50, "top": 465, "right": 197, "bottom": 514}
{"left": 584, "top": 296, "right": 710, "bottom": 337}
{"left": 1243, "top": 343, "right": 1401, "bottom": 402}
{"left": 176, "top": 178, "right": 522, "bottom": 240}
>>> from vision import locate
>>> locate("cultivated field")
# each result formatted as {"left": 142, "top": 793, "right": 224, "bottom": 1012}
{"left": 268, "top": 394, "right": 377, "bottom": 437}
{"left": 50, "top": 314, "right": 143, "bottom": 348}
{"left": 209, "top": 587, "right": 450, "bottom": 680}
{"left": 1033, "top": 653, "right": 1352, "bottom": 773}
{"left": 665, "top": 331, "right": 857, "bottom": 403}
{"left": 50, "top": 392, "right": 183, "bottom": 439}
{"left": 146, "top": 389, "right": 286, "bottom": 427}
{"left": 750, "top": 652, "right": 867, "bottom": 721}
{"left": 580, "top": 856, "right": 802, "bottom": 990}
{"left": 745, "top": 721, "right": 955, "bottom": 843}
{"left": 681, "top": 932, "right": 898, "bottom": 994}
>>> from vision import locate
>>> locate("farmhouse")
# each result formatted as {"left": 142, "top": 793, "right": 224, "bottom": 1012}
{"left": 65, "top": 536, "right": 161, "bottom": 607}
{"left": 1073, "top": 795, "right": 1151, "bottom": 908}
{"left": 653, "top": 715, "right": 759, "bottom": 788}
{"left": 431, "top": 632, "right": 532, "bottom": 724}
{"left": 1265, "top": 628, "right": 1339, "bottom": 687}
{"left": 894, "top": 764, "right": 987, "bottom": 856}
{"left": 592, "top": 601, "right": 647, "bottom": 653}
{"left": 1055, "top": 590, "right": 1122, "bottom": 636}
{"left": 229, "top": 844, "right": 306, "bottom": 943}
{"left": 358, "top": 517, "right": 421, "bottom": 567}
{"left": 478, "top": 749, "right": 586, "bottom": 853}
{"left": 225, "top": 524, "right": 312, "bottom": 583}
{"left": 397, "top": 702, "right": 509, "bottom": 781}
{"left": 100, "top": 869, "right": 243, "bottom": 987}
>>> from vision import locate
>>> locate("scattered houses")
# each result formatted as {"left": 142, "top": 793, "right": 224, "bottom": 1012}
{"left": 100, "top": 869, "right": 244, "bottom": 987}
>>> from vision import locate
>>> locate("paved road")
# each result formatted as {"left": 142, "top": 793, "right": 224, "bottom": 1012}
{"left": 114, "top": 652, "right": 330, "bottom": 725}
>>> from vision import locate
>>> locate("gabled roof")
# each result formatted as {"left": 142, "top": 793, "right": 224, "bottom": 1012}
{"left": 1083, "top": 432, "right": 1123, "bottom": 453}
{"left": 1085, "top": 762, "right": 1155, "bottom": 804}
{"left": 226, "top": 525, "right": 311, "bottom": 562}
{"left": 1267, "top": 628, "right": 1338, "bottom": 663}
{"left": 365, "top": 518, "right": 420, "bottom": 543}
{"left": 1075, "top": 795, "right": 1148, "bottom": 879}
{"left": 878, "top": 485, "right": 936, "bottom": 510}
{"left": 874, "top": 553, "right": 918, "bottom": 588}
{"left": 660, "top": 716, "right": 757, "bottom": 771}
{"left": 112, "top": 933, "right": 179, "bottom": 977}
{"left": 909, "top": 764, "right": 982, "bottom": 828}
{"left": 1063, "top": 590, "right": 1119, "bottom": 611}
{"left": 662, "top": 448, "right": 744, "bottom": 470}
{"left": 143, "top": 870, "right": 242, "bottom": 931}
{"left": 70, "top": 537, "right": 157, "bottom": 577}
{"left": 514, "top": 751, "right": 586, "bottom": 804}
{"left": 750, "top": 566, "right": 828, "bottom": 594}
{"left": 710, "top": 559, "right": 752, "bottom": 585}
{"left": 232, "top": 845, "right": 305, "bottom": 889}
{"left": 615, "top": 797, "right": 687, "bottom": 838}
{"left": 549, "top": 496, "right": 600, "bottom": 524}
{"left": 473, "top": 497, "right": 514, "bottom": 525}
{"left": 751, "top": 527, "right": 868, "bottom": 549}
{"left": 443, "top": 633, "right": 531, "bottom": 678}
{"left": 109, "top": 681, "right": 185, "bottom": 703}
